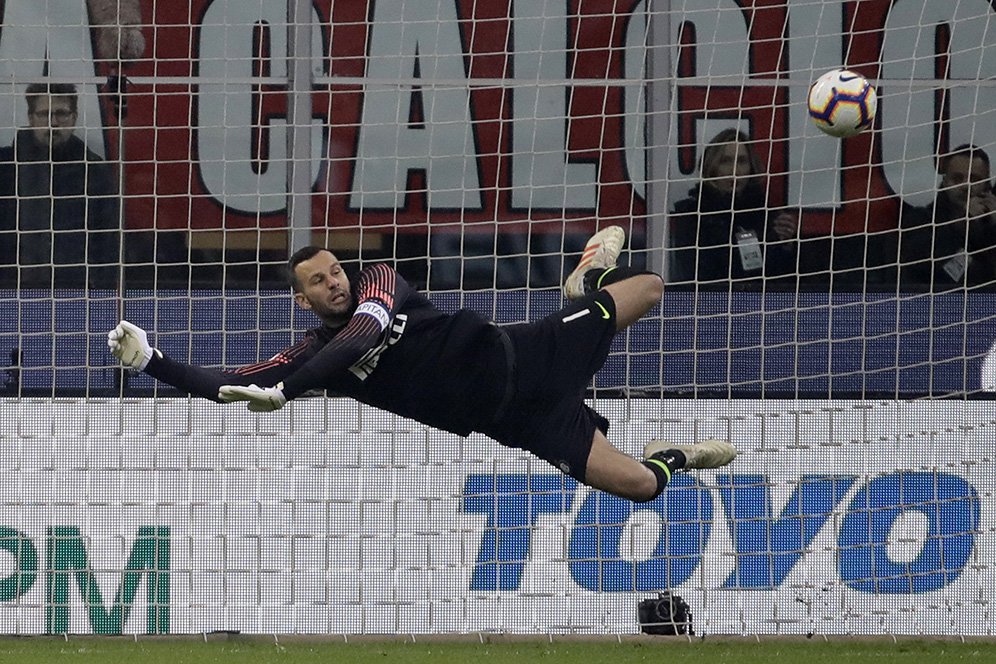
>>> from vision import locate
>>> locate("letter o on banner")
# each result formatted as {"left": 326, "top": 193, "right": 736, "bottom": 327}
{"left": 568, "top": 474, "right": 713, "bottom": 591}
{"left": 838, "top": 472, "right": 980, "bottom": 594}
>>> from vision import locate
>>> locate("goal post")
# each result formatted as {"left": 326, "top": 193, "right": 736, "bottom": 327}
{"left": 0, "top": 0, "right": 995, "bottom": 637}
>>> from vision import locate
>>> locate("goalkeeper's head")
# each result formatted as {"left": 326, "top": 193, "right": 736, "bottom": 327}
{"left": 287, "top": 246, "right": 354, "bottom": 327}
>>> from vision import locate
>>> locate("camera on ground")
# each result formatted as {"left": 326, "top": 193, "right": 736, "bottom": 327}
{"left": 637, "top": 592, "right": 694, "bottom": 635}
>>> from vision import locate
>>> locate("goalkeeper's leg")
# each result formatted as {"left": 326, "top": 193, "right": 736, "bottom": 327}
{"left": 563, "top": 225, "right": 664, "bottom": 330}
{"left": 563, "top": 226, "right": 628, "bottom": 300}
{"left": 584, "top": 433, "right": 737, "bottom": 503}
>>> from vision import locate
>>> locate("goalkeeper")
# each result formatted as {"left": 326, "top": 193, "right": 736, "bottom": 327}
{"left": 108, "top": 227, "right": 736, "bottom": 502}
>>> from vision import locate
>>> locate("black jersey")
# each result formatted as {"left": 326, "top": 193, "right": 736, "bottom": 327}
{"left": 145, "top": 264, "right": 509, "bottom": 436}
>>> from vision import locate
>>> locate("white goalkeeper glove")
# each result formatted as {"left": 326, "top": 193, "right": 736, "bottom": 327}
{"left": 107, "top": 320, "right": 159, "bottom": 371}
{"left": 218, "top": 382, "right": 287, "bottom": 412}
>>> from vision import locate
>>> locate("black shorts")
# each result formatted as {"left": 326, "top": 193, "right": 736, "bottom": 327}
{"left": 478, "top": 290, "right": 617, "bottom": 482}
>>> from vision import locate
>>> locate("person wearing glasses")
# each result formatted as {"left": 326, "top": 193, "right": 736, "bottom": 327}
{"left": 0, "top": 83, "right": 118, "bottom": 288}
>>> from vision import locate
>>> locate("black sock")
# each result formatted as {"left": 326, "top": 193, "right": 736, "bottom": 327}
{"left": 582, "top": 266, "right": 654, "bottom": 294}
{"left": 639, "top": 450, "right": 687, "bottom": 501}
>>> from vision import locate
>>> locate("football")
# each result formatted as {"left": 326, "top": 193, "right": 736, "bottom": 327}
{"left": 807, "top": 69, "right": 877, "bottom": 138}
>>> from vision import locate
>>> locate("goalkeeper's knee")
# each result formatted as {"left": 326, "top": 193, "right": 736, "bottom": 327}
{"left": 583, "top": 266, "right": 661, "bottom": 294}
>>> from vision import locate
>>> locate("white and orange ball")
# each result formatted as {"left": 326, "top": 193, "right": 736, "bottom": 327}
{"left": 807, "top": 69, "right": 877, "bottom": 138}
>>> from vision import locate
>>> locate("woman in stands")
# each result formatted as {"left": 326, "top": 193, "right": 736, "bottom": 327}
{"left": 668, "top": 128, "right": 798, "bottom": 289}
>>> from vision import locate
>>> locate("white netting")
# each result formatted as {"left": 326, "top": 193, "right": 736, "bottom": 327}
{"left": 0, "top": 0, "right": 994, "bottom": 637}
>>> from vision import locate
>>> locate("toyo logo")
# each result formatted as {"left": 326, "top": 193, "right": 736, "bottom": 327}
{"left": 462, "top": 472, "right": 980, "bottom": 594}
{"left": 0, "top": 526, "right": 170, "bottom": 634}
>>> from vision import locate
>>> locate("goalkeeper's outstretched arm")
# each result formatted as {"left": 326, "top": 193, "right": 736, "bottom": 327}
{"left": 214, "top": 263, "right": 412, "bottom": 411}
{"left": 107, "top": 320, "right": 308, "bottom": 402}
{"left": 108, "top": 264, "right": 410, "bottom": 411}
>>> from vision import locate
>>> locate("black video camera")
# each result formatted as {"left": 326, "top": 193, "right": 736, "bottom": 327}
{"left": 637, "top": 592, "right": 694, "bottom": 635}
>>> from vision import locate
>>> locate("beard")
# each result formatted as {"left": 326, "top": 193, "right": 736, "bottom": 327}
{"left": 315, "top": 290, "right": 354, "bottom": 327}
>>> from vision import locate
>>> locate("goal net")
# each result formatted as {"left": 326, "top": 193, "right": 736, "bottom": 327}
{"left": 0, "top": 0, "right": 994, "bottom": 637}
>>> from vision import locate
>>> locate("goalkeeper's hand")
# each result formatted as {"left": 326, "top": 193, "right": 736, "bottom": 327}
{"left": 107, "top": 320, "right": 159, "bottom": 371}
{"left": 218, "top": 382, "right": 287, "bottom": 412}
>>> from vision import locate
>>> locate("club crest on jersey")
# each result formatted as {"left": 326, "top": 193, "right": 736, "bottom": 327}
{"left": 349, "top": 313, "right": 408, "bottom": 380}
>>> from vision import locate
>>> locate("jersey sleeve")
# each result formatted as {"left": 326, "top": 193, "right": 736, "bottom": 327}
{"left": 144, "top": 336, "right": 314, "bottom": 401}
{"left": 278, "top": 263, "right": 412, "bottom": 400}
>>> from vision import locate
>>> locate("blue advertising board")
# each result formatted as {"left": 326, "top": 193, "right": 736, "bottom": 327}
{"left": 1, "top": 290, "right": 995, "bottom": 398}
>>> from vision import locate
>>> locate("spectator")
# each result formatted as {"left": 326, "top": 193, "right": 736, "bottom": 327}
{"left": 0, "top": 82, "right": 119, "bottom": 288}
{"left": 897, "top": 144, "right": 996, "bottom": 290}
{"left": 668, "top": 129, "right": 798, "bottom": 289}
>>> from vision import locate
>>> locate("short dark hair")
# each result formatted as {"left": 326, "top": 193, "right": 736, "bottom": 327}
{"left": 940, "top": 143, "right": 991, "bottom": 173}
{"left": 286, "top": 245, "right": 328, "bottom": 291}
{"left": 25, "top": 82, "right": 78, "bottom": 114}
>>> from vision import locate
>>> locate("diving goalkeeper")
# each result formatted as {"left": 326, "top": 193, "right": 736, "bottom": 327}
{"left": 107, "top": 227, "right": 736, "bottom": 502}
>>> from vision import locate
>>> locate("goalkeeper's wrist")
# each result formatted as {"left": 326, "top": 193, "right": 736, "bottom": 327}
{"left": 137, "top": 347, "right": 162, "bottom": 371}
{"left": 279, "top": 379, "right": 304, "bottom": 401}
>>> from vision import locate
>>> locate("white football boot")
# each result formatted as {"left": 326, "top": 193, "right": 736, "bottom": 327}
{"left": 563, "top": 225, "right": 626, "bottom": 301}
{"left": 643, "top": 439, "right": 737, "bottom": 470}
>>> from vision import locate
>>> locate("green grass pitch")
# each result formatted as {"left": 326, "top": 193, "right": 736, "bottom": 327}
{"left": 0, "top": 637, "right": 994, "bottom": 664}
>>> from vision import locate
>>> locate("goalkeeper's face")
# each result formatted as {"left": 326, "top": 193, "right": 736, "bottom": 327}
{"left": 292, "top": 251, "right": 354, "bottom": 326}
